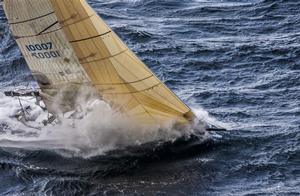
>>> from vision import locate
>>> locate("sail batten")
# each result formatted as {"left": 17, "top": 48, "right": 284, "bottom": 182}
{"left": 4, "top": 0, "right": 196, "bottom": 126}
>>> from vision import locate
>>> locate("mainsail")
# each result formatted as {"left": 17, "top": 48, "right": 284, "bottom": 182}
{"left": 3, "top": 0, "right": 196, "bottom": 126}
{"left": 3, "top": 0, "right": 91, "bottom": 113}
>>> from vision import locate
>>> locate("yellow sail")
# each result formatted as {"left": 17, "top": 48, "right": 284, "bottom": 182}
{"left": 4, "top": 0, "right": 196, "bottom": 126}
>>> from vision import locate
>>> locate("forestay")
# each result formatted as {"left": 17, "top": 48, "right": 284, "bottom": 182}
{"left": 4, "top": 0, "right": 196, "bottom": 126}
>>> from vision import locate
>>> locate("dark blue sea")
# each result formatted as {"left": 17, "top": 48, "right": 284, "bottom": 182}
{"left": 0, "top": 0, "right": 299, "bottom": 195}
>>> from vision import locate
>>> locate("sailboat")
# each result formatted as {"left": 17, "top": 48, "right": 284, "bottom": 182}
{"left": 2, "top": 0, "right": 224, "bottom": 132}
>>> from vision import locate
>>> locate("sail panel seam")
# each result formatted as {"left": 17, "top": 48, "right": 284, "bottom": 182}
{"left": 9, "top": 11, "right": 55, "bottom": 25}
{"left": 69, "top": 31, "right": 112, "bottom": 43}
{"left": 80, "top": 49, "right": 128, "bottom": 64}
{"left": 13, "top": 14, "right": 95, "bottom": 39}
{"left": 100, "top": 82, "right": 161, "bottom": 95}
{"left": 59, "top": 14, "right": 95, "bottom": 27}
{"left": 93, "top": 75, "right": 154, "bottom": 86}
{"left": 15, "top": 27, "right": 62, "bottom": 39}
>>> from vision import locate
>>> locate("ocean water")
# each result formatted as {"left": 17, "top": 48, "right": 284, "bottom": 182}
{"left": 0, "top": 0, "right": 299, "bottom": 195}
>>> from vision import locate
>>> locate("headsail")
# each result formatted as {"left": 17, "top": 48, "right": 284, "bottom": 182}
{"left": 4, "top": 0, "right": 196, "bottom": 126}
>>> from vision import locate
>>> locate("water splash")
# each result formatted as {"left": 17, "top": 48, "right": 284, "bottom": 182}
{"left": 0, "top": 91, "right": 215, "bottom": 158}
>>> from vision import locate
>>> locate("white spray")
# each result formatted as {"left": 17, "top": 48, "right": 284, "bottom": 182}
{"left": 0, "top": 89, "right": 224, "bottom": 158}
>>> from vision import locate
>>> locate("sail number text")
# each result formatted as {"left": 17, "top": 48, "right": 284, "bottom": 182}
{"left": 25, "top": 42, "right": 61, "bottom": 59}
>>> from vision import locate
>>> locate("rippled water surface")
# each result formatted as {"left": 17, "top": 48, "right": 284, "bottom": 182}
{"left": 0, "top": 0, "right": 299, "bottom": 195}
